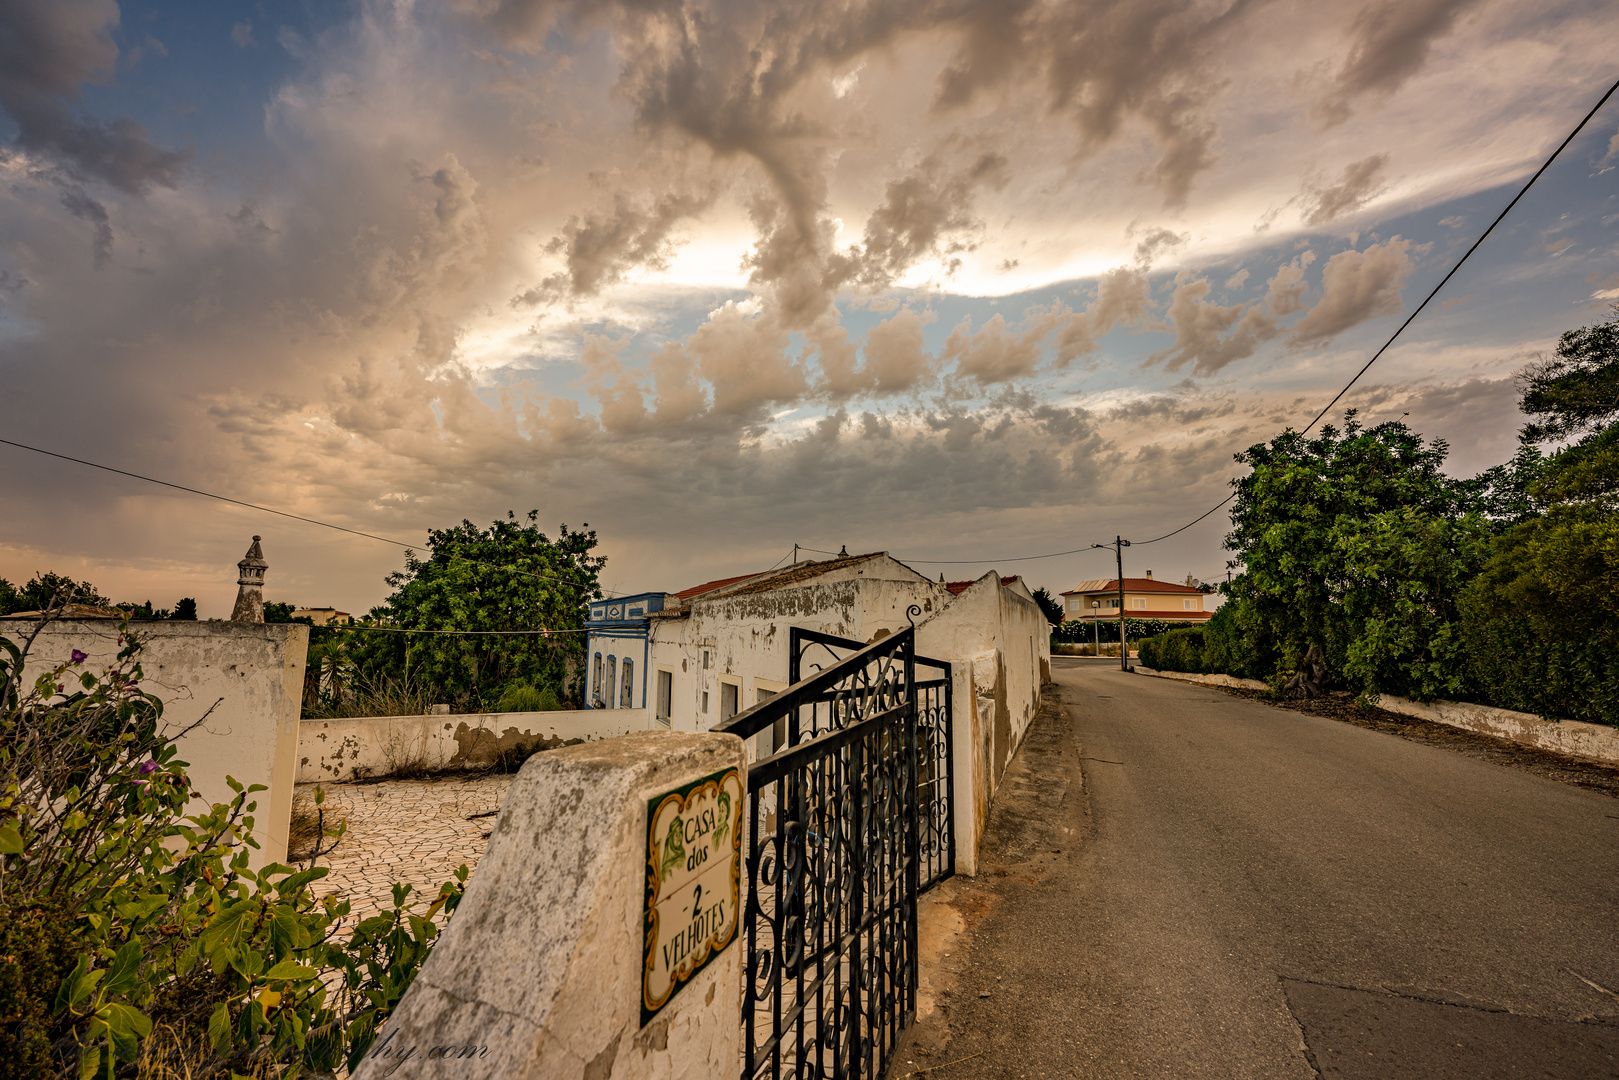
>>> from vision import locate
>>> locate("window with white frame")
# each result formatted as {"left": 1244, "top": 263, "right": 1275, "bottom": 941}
{"left": 1132, "top": 598, "right": 1147, "bottom": 609}
{"left": 656, "top": 669, "right": 673, "bottom": 722}
{"left": 621, "top": 659, "right": 635, "bottom": 708}
{"left": 1184, "top": 599, "right": 1197, "bottom": 610}
{"left": 719, "top": 681, "right": 739, "bottom": 722}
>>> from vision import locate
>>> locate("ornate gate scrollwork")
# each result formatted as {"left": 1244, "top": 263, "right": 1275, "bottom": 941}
{"left": 716, "top": 614, "right": 954, "bottom": 1080}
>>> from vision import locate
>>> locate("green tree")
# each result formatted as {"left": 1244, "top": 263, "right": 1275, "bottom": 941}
{"left": 1222, "top": 413, "right": 1487, "bottom": 699}
{"left": 1, "top": 572, "right": 111, "bottom": 614}
{"left": 1030, "top": 586, "right": 1064, "bottom": 626}
{"left": 171, "top": 597, "right": 198, "bottom": 620}
{"left": 360, "top": 513, "right": 604, "bottom": 708}
{"left": 1460, "top": 304, "right": 1619, "bottom": 723}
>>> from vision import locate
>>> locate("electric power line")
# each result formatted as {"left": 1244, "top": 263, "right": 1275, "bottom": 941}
{"left": 799, "top": 70, "right": 1619, "bottom": 566}
{"left": 0, "top": 436, "right": 605, "bottom": 594}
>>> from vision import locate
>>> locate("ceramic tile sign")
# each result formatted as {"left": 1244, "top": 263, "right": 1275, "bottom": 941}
{"left": 642, "top": 765, "right": 745, "bottom": 1025}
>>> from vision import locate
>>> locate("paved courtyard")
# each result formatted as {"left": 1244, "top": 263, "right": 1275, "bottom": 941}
{"left": 295, "top": 774, "right": 515, "bottom": 922}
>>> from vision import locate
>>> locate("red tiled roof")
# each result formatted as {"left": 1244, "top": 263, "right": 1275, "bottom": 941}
{"left": 944, "top": 574, "right": 1020, "bottom": 597}
{"left": 674, "top": 551, "right": 893, "bottom": 602}
{"left": 1061, "top": 577, "right": 1204, "bottom": 595}
{"left": 675, "top": 572, "right": 766, "bottom": 601}
{"left": 724, "top": 552, "right": 887, "bottom": 597}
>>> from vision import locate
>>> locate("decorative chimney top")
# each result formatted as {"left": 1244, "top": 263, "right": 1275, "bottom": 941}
{"left": 1145, "top": 569, "right": 1153, "bottom": 580}
{"left": 231, "top": 536, "right": 268, "bottom": 623}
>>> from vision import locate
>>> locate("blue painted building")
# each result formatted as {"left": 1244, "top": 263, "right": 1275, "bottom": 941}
{"left": 584, "top": 592, "right": 668, "bottom": 715}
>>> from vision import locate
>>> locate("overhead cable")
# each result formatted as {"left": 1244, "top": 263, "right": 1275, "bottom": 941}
{"left": 799, "top": 70, "right": 1619, "bottom": 565}
{"left": 0, "top": 436, "right": 603, "bottom": 593}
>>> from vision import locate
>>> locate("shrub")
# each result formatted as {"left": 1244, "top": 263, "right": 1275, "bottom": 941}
{"left": 0, "top": 618, "right": 467, "bottom": 1078}
{"left": 1459, "top": 511, "right": 1619, "bottom": 724}
{"left": 1139, "top": 627, "right": 1207, "bottom": 674}
{"left": 1200, "top": 600, "right": 1276, "bottom": 681}
{"left": 496, "top": 678, "right": 563, "bottom": 713}
{"left": 0, "top": 898, "right": 76, "bottom": 1077}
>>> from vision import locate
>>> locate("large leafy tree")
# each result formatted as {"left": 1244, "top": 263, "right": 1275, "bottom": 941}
{"left": 1461, "top": 304, "right": 1619, "bottom": 723}
{"left": 358, "top": 513, "right": 605, "bottom": 707}
{"left": 0, "top": 572, "right": 112, "bottom": 615}
{"left": 1223, "top": 414, "right": 1488, "bottom": 699}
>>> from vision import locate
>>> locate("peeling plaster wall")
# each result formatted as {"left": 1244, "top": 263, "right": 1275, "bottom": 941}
{"left": 915, "top": 572, "right": 1050, "bottom": 876}
{"left": 647, "top": 566, "right": 1048, "bottom": 876}
{"left": 298, "top": 709, "right": 654, "bottom": 781}
{"left": 651, "top": 566, "right": 947, "bottom": 748}
{"left": 15, "top": 619, "right": 306, "bottom": 869}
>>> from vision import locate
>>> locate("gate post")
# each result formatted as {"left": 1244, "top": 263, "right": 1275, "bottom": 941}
{"left": 354, "top": 731, "right": 747, "bottom": 1080}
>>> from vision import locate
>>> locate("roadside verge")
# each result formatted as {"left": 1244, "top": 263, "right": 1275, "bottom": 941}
{"left": 1135, "top": 666, "right": 1619, "bottom": 766}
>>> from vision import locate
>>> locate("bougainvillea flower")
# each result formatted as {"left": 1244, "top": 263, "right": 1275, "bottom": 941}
{"left": 70, "top": 649, "right": 87, "bottom": 663}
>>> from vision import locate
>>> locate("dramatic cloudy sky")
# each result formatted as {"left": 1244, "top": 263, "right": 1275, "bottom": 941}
{"left": 1, "top": 0, "right": 1617, "bottom": 615}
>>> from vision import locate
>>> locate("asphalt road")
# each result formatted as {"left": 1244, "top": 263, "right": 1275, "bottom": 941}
{"left": 910, "top": 657, "right": 1619, "bottom": 1079}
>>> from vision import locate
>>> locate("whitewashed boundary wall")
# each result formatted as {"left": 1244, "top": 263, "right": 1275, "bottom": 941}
{"left": 298, "top": 708, "right": 655, "bottom": 782}
{"left": 1139, "top": 667, "right": 1619, "bottom": 765}
{"left": 10, "top": 618, "right": 307, "bottom": 868}
{"left": 915, "top": 571, "right": 1050, "bottom": 877}
{"left": 353, "top": 731, "right": 746, "bottom": 1080}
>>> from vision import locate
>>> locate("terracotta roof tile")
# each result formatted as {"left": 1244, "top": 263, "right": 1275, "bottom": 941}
{"left": 675, "top": 572, "right": 766, "bottom": 601}
{"left": 1061, "top": 577, "right": 1204, "bottom": 595}
{"left": 722, "top": 552, "right": 889, "bottom": 597}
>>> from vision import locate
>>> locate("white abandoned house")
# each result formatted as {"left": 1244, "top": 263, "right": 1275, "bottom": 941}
{"left": 585, "top": 550, "right": 1050, "bottom": 870}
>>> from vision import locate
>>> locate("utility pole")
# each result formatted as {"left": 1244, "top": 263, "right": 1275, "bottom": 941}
{"left": 1092, "top": 536, "right": 1133, "bottom": 671}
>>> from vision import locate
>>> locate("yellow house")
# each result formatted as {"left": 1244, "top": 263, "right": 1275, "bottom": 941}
{"left": 1060, "top": 571, "right": 1212, "bottom": 624}
{"left": 291, "top": 607, "right": 352, "bottom": 626}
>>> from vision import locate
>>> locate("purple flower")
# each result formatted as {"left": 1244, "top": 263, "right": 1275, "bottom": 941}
{"left": 139, "top": 760, "right": 160, "bottom": 775}
{"left": 70, "top": 649, "right": 87, "bottom": 664}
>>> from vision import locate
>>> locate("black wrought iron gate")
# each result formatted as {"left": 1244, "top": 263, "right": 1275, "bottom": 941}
{"left": 714, "top": 611, "right": 953, "bottom": 1080}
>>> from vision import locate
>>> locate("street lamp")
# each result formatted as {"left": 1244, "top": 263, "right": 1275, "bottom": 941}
{"left": 1090, "top": 601, "right": 1100, "bottom": 655}
{"left": 1092, "top": 536, "right": 1132, "bottom": 672}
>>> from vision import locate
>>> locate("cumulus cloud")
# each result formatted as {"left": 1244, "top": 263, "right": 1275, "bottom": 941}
{"left": 1290, "top": 237, "right": 1413, "bottom": 344}
{"left": 0, "top": 0, "right": 1603, "bottom": 610}
{"left": 1152, "top": 252, "right": 1315, "bottom": 375}
{"left": 854, "top": 153, "right": 1007, "bottom": 288}
{"left": 1315, "top": 0, "right": 1482, "bottom": 126}
{"left": 0, "top": 0, "right": 188, "bottom": 193}
{"left": 1303, "top": 154, "right": 1389, "bottom": 225}
{"left": 520, "top": 187, "right": 716, "bottom": 302}
{"left": 1054, "top": 266, "right": 1151, "bottom": 364}
{"left": 861, "top": 308, "right": 933, "bottom": 395}
{"left": 943, "top": 310, "right": 1059, "bottom": 385}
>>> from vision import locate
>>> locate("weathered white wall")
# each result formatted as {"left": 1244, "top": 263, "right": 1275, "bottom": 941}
{"left": 11, "top": 618, "right": 306, "bottom": 868}
{"left": 353, "top": 731, "right": 746, "bottom": 1080}
{"left": 915, "top": 572, "right": 1050, "bottom": 875}
{"left": 298, "top": 708, "right": 654, "bottom": 782}
{"left": 648, "top": 565, "right": 1048, "bottom": 877}
{"left": 652, "top": 573, "right": 949, "bottom": 747}
{"left": 1376, "top": 693, "right": 1619, "bottom": 764}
